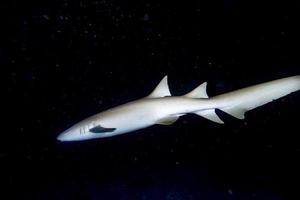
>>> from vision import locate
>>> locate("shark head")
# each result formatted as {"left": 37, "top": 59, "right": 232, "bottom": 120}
{"left": 57, "top": 121, "right": 116, "bottom": 142}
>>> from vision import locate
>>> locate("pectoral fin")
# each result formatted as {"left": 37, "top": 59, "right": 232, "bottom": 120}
{"left": 89, "top": 125, "right": 116, "bottom": 133}
{"left": 156, "top": 116, "right": 179, "bottom": 125}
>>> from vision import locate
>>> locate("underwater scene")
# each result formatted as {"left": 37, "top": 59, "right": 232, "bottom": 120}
{"left": 5, "top": 0, "right": 300, "bottom": 199}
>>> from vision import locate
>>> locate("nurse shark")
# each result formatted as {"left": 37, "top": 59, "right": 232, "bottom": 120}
{"left": 57, "top": 75, "right": 300, "bottom": 142}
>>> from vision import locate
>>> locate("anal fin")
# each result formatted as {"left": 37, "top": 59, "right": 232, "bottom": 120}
{"left": 156, "top": 116, "right": 179, "bottom": 125}
{"left": 194, "top": 109, "right": 224, "bottom": 124}
{"left": 221, "top": 107, "right": 246, "bottom": 119}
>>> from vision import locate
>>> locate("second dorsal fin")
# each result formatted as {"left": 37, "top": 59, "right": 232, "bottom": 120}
{"left": 184, "top": 82, "right": 208, "bottom": 98}
{"left": 148, "top": 75, "right": 171, "bottom": 98}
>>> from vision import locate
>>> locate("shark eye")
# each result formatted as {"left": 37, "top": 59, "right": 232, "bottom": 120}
{"left": 89, "top": 125, "right": 116, "bottom": 133}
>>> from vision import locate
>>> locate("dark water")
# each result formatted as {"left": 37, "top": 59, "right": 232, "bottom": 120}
{"left": 5, "top": 0, "right": 300, "bottom": 199}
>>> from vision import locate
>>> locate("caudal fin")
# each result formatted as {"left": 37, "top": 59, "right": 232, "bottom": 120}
{"left": 212, "top": 75, "right": 300, "bottom": 119}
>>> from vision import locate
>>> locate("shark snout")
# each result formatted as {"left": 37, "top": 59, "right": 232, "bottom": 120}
{"left": 57, "top": 129, "right": 78, "bottom": 142}
{"left": 57, "top": 132, "right": 69, "bottom": 142}
{"left": 57, "top": 127, "right": 94, "bottom": 142}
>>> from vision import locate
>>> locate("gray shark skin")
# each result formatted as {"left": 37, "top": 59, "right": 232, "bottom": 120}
{"left": 57, "top": 75, "right": 300, "bottom": 142}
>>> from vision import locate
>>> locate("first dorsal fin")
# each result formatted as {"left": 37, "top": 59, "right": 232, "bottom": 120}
{"left": 148, "top": 75, "right": 171, "bottom": 98}
{"left": 184, "top": 82, "right": 208, "bottom": 98}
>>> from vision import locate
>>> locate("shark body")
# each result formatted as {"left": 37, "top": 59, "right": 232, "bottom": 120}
{"left": 57, "top": 75, "right": 300, "bottom": 142}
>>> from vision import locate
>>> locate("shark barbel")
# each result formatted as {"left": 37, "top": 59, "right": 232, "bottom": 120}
{"left": 57, "top": 75, "right": 300, "bottom": 142}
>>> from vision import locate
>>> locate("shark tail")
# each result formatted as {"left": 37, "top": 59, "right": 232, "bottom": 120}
{"left": 153, "top": 75, "right": 300, "bottom": 124}
{"left": 211, "top": 75, "right": 300, "bottom": 120}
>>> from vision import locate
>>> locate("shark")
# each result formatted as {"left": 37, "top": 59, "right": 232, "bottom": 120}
{"left": 57, "top": 75, "right": 300, "bottom": 142}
